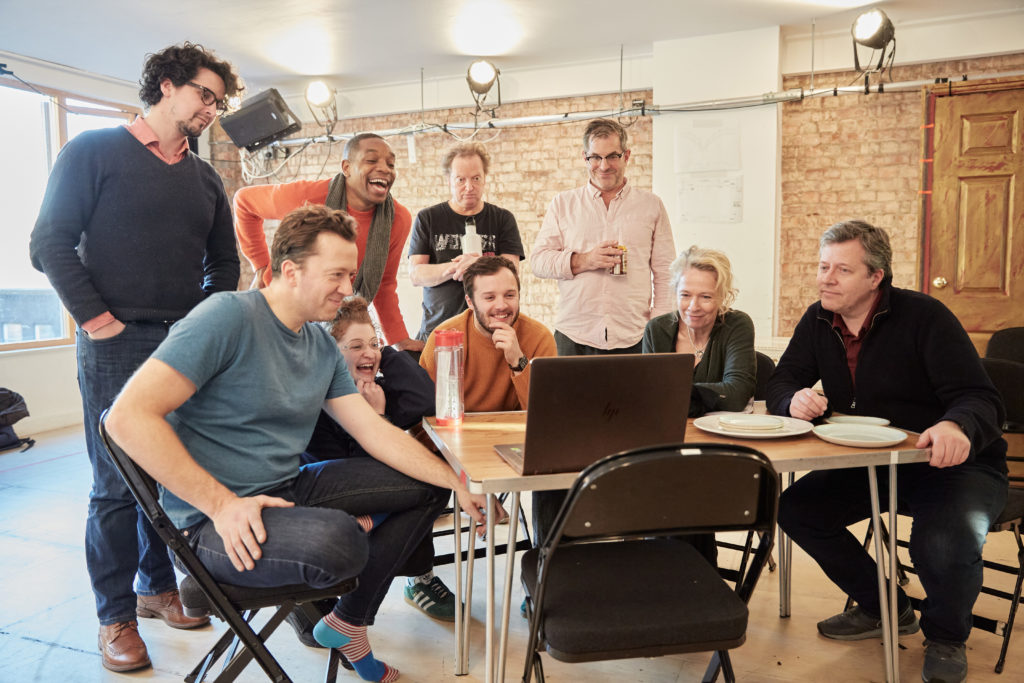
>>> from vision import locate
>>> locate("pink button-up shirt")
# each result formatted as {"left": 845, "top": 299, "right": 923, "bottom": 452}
{"left": 530, "top": 181, "right": 676, "bottom": 349}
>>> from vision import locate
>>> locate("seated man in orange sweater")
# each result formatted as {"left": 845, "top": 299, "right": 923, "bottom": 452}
{"left": 420, "top": 256, "right": 555, "bottom": 412}
{"left": 234, "top": 133, "right": 422, "bottom": 351}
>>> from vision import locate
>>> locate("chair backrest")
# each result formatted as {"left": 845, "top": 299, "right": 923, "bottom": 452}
{"left": 980, "top": 358, "right": 1024, "bottom": 486}
{"left": 97, "top": 410, "right": 228, "bottom": 588}
{"left": 754, "top": 352, "right": 776, "bottom": 401}
{"left": 541, "top": 443, "right": 778, "bottom": 603}
{"left": 987, "top": 327, "right": 1024, "bottom": 365}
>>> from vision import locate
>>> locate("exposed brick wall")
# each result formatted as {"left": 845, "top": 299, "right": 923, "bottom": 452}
{"left": 210, "top": 90, "right": 654, "bottom": 329}
{"left": 778, "top": 52, "right": 1024, "bottom": 335}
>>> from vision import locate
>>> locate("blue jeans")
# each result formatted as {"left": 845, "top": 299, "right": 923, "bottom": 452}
{"left": 778, "top": 461, "right": 1007, "bottom": 643}
{"left": 78, "top": 322, "right": 179, "bottom": 625}
{"left": 186, "top": 456, "right": 449, "bottom": 626}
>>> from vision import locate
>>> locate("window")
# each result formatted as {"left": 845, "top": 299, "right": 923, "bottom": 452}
{"left": 0, "top": 80, "right": 138, "bottom": 350}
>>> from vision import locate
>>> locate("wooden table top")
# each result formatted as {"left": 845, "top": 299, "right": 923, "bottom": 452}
{"left": 423, "top": 412, "right": 930, "bottom": 494}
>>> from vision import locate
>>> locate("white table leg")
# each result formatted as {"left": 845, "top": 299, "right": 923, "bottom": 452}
{"left": 485, "top": 492, "right": 496, "bottom": 683}
{"left": 868, "top": 465, "right": 897, "bottom": 683}
{"left": 462, "top": 515, "right": 477, "bottom": 675}
{"left": 453, "top": 502, "right": 465, "bottom": 675}
{"left": 778, "top": 472, "right": 795, "bottom": 617}
{"left": 495, "top": 492, "right": 521, "bottom": 683}
{"left": 888, "top": 459, "right": 900, "bottom": 682}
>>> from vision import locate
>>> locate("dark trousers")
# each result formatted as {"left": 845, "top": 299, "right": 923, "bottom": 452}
{"left": 78, "top": 322, "right": 178, "bottom": 625}
{"left": 778, "top": 461, "right": 1007, "bottom": 643}
{"left": 553, "top": 330, "right": 642, "bottom": 357}
{"left": 188, "top": 457, "right": 449, "bottom": 626}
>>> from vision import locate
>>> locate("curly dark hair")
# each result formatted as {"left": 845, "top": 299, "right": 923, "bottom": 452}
{"left": 138, "top": 41, "right": 242, "bottom": 107}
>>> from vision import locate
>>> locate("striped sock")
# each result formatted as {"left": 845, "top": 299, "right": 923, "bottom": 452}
{"left": 354, "top": 512, "right": 389, "bottom": 533}
{"left": 316, "top": 612, "right": 399, "bottom": 682}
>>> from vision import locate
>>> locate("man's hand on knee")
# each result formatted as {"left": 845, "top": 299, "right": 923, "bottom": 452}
{"left": 211, "top": 495, "right": 294, "bottom": 571}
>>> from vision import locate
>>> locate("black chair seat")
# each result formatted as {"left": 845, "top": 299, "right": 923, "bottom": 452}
{"left": 522, "top": 539, "right": 747, "bottom": 661}
{"left": 180, "top": 574, "right": 357, "bottom": 616}
{"left": 994, "top": 488, "right": 1024, "bottom": 528}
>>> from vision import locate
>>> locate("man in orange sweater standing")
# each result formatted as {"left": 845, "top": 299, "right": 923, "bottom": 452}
{"left": 235, "top": 133, "right": 422, "bottom": 351}
{"left": 419, "top": 256, "right": 555, "bottom": 412}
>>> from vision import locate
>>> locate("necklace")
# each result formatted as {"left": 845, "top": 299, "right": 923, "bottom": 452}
{"left": 685, "top": 325, "right": 707, "bottom": 361}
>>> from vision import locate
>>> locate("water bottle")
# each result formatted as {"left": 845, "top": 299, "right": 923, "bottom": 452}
{"left": 434, "top": 330, "right": 464, "bottom": 426}
{"left": 462, "top": 217, "right": 483, "bottom": 255}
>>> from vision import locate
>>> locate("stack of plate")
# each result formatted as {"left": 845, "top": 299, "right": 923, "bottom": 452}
{"left": 717, "top": 415, "right": 785, "bottom": 432}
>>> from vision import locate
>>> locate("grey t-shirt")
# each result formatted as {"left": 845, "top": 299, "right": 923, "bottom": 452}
{"left": 408, "top": 201, "right": 523, "bottom": 340}
{"left": 151, "top": 290, "right": 356, "bottom": 528}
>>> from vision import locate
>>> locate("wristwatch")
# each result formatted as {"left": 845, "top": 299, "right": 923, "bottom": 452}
{"left": 509, "top": 355, "right": 528, "bottom": 372}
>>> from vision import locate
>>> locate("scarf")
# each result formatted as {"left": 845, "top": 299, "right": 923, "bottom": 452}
{"left": 324, "top": 172, "right": 393, "bottom": 304}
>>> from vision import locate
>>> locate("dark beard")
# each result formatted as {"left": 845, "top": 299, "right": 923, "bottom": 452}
{"left": 176, "top": 118, "right": 207, "bottom": 139}
{"left": 474, "top": 307, "right": 519, "bottom": 334}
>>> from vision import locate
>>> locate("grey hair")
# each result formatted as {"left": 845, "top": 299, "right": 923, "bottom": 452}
{"left": 820, "top": 219, "right": 893, "bottom": 284}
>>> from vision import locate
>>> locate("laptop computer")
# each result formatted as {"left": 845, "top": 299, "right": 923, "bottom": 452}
{"left": 494, "top": 353, "right": 693, "bottom": 475}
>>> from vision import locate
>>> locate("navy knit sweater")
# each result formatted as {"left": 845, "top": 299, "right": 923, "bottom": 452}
{"left": 767, "top": 284, "right": 1006, "bottom": 470}
{"left": 30, "top": 126, "right": 239, "bottom": 325}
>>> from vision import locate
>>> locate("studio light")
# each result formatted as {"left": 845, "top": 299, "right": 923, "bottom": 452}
{"left": 466, "top": 59, "right": 501, "bottom": 125}
{"left": 852, "top": 8, "right": 896, "bottom": 75}
{"left": 305, "top": 80, "right": 338, "bottom": 134}
{"left": 467, "top": 59, "right": 498, "bottom": 95}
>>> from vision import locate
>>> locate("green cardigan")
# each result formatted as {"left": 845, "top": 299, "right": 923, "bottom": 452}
{"left": 642, "top": 309, "right": 756, "bottom": 414}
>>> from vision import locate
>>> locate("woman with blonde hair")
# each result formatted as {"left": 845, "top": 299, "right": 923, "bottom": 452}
{"left": 643, "top": 245, "right": 756, "bottom": 416}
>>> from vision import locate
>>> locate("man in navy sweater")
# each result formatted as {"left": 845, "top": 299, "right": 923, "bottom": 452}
{"left": 767, "top": 220, "right": 1007, "bottom": 683}
{"left": 29, "top": 42, "right": 242, "bottom": 672}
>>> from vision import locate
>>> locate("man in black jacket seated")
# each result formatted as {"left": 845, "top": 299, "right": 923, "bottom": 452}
{"left": 767, "top": 220, "right": 1007, "bottom": 683}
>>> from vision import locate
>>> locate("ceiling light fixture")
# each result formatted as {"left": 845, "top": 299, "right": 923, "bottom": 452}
{"left": 305, "top": 80, "right": 338, "bottom": 134}
{"left": 851, "top": 8, "right": 896, "bottom": 80}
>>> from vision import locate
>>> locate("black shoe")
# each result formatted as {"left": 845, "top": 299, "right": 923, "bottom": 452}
{"left": 816, "top": 603, "right": 919, "bottom": 641}
{"left": 284, "top": 599, "right": 335, "bottom": 649}
{"left": 922, "top": 639, "right": 967, "bottom": 683}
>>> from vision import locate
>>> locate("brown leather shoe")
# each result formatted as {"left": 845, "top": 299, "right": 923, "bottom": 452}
{"left": 98, "top": 621, "right": 151, "bottom": 672}
{"left": 137, "top": 589, "right": 210, "bottom": 629}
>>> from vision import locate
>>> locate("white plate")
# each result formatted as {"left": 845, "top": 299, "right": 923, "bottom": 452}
{"left": 825, "top": 415, "right": 891, "bottom": 427}
{"left": 718, "top": 414, "right": 784, "bottom": 431}
{"left": 812, "top": 423, "right": 907, "bottom": 448}
{"left": 694, "top": 414, "right": 813, "bottom": 439}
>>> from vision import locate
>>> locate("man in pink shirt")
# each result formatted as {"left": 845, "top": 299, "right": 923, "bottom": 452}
{"left": 530, "top": 118, "right": 675, "bottom": 355}
{"left": 30, "top": 42, "right": 242, "bottom": 672}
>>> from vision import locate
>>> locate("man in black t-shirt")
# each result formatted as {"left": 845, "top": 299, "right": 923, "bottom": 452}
{"left": 408, "top": 142, "right": 524, "bottom": 340}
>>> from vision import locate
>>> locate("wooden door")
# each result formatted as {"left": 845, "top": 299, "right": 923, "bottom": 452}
{"left": 924, "top": 79, "right": 1024, "bottom": 353}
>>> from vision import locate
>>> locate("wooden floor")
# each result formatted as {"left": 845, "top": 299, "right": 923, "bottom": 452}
{"left": 0, "top": 425, "right": 1019, "bottom": 682}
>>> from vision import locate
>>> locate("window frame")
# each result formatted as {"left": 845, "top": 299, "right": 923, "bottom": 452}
{"left": 0, "top": 77, "right": 141, "bottom": 352}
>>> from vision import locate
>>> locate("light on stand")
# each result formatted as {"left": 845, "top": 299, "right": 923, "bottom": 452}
{"left": 305, "top": 80, "right": 338, "bottom": 134}
{"left": 852, "top": 8, "right": 896, "bottom": 82}
{"left": 466, "top": 59, "right": 501, "bottom": 130}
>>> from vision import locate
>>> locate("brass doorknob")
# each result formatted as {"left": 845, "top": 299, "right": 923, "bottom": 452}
{"left": 932, "top": 276, "right": 948, "bottom": 289}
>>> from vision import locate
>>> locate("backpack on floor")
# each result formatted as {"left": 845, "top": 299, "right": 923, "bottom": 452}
{"left": 0, "top": 388, "right": 34, "bottom": 452}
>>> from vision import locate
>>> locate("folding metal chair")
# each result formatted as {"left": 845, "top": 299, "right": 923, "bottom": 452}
{"left": 98, "top": 411, "right": 358, "bottom": 683}
{"left": 520, "top": 443, "right": 778, "bottom": 683}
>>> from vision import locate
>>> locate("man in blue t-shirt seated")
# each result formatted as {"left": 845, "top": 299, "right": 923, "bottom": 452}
{"left": 107, "top": 204, "right": 488, "bottom": 683}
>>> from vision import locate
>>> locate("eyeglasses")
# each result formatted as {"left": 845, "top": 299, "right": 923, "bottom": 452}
{"left": 341, "top": 339, "right": 383, "bottom": 353}
{"left": 585, "top": 152, "right": 625, "bottom": 166}
{"left": 186, "top": 81, "right": 228, "bottom": 113}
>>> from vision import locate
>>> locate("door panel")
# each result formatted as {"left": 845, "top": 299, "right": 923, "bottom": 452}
{"left": 926, "top": 80, "right": 1024, "bottom": 340}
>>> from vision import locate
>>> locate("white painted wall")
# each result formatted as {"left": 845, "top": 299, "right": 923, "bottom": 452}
{"left": 652, "top": 27, "right": 782, "bottom": 340}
